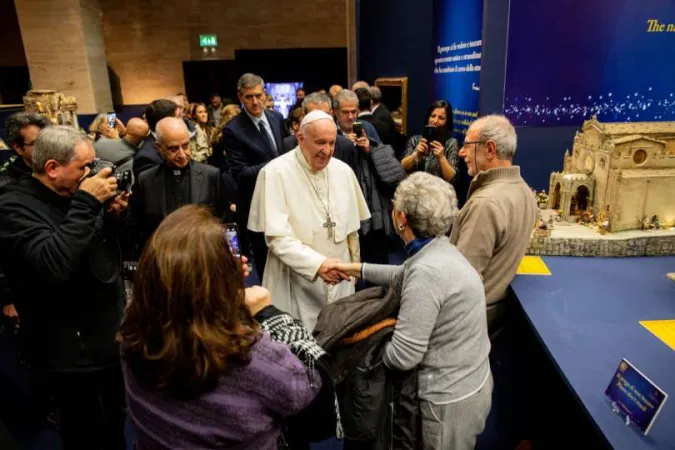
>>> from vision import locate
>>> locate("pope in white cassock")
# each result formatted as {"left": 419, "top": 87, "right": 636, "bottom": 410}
{"left": 248, "top": 110, "right": 371, "bottom": 330}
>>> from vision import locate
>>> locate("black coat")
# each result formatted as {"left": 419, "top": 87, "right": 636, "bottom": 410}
{"left": 281, "top": 134, "right": 359, "bottom": 176}
{"left": 133, "top": 135, "right": 163, "bottom": 177}
{"left": 131, "top": 161, "right": 231, "bottom": 249}
{"left": 0, "top": 177, "right": 124, "bottom": 372}
{"left": 0, "top": 156, "right": 31, "bottom": 189}
{"left": 314, "top": 286, "right": 420, "bottom": 449}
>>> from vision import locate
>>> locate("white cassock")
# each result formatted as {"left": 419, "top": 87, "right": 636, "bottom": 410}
{"left": 248, "top": 146, "right": 371, "bottom": 330}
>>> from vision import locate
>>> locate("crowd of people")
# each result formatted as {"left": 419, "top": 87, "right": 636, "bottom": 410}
{"left": 0, "top": 72, "right": 537, "bottom": 450}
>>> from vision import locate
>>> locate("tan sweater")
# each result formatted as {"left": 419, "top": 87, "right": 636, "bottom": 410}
{"left": 450, "top": 166, "right": 537, "bottom": 310}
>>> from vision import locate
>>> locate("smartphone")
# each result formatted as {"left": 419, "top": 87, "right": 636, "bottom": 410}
{"left": 225, "top": 223, "right": 240, "bottom": 258}
{"left": 423, "top": 125, "right": 437, "bottom": 143}
{"left": 107, "top": 112, "right": 116, "bottom": 129}
{"left": 352, "top": 121, "right": 364, "bottom": 137}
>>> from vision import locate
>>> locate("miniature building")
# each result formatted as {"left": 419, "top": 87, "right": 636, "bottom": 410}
{"left": 23, "top": 90, "right": 79, "bottom": 128}
{"left": 549, "top": 117, "right": 675, "bottom": 231}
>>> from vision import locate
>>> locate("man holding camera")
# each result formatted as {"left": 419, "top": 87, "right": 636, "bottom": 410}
{"left": 0, "top": 126, "right": 128, "bottom": 449}
{"left": 334, "top": 90, "right": 405, "bottom": 265}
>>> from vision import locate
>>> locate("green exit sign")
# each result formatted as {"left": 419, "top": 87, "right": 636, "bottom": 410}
{"left": 199, "top": 35, "right": 218, "bottom": 47}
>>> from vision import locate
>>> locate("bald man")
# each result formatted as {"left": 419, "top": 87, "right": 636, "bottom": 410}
{"left": 95, "top": 117, "right": 149, "bottom": 165}
{"left": 351, "top": 80, "right": 369, "bottom": 91}
{"left": 248, "top": 110, "right": 370, "bottom": 330}
{"left": 131, "top": 117, "right": 230, "bottom": 250}
{"left": 329, "top": 85, "right": 343, "bottom": 99}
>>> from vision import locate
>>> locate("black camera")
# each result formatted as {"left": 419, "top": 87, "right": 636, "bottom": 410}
{"left": 87, "top": 158, "right": 133, "bottom": 193}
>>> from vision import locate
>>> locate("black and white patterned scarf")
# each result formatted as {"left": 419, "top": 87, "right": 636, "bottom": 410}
{"left": 259, "top": 312, "right": 344, "bottom": 446}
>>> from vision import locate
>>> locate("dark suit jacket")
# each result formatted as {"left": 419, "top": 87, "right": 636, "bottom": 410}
{"left": 133, "top": 135, "right": 163, "bottom": 177}
{"left": 281, "top": 134, "right": 358, "bottom": 175}
{"left": 372, "top": 103, "right": 404, "bottom": 157}
{"left": 132, "top": 161, "right": 230, "bottom": 249}
{"left": 223, "top": 109, "right": 287, "bottom": 215}
{"left": 359, "top": 113, "right": 391, "bottom": 146}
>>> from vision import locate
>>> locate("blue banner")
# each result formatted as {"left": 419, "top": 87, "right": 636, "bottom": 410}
{"left": 605, "top": 359, "right": 668, "bottom": 435}
{"left": 504, "top": 1, "right": 675, "bottom": 127}
{"left": 433, "top": 0, "right": 484, "bottom": 135}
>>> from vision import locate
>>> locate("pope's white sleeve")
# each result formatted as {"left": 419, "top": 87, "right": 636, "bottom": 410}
{"left": 347, "top": 231, "right": 361, "bottom": 263}
{"left": 267, "top": 236, "right": 327, "bottom": 282}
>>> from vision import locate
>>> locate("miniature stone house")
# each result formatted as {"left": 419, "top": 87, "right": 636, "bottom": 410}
{"left": 549, "top": 117, "right": 675, "bottom": 231}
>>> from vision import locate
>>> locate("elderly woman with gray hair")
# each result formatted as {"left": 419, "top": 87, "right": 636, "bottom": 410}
{"left": 332, "top": 172, "right": 492, "bottom": 450}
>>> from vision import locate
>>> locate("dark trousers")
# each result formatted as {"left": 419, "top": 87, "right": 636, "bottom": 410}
{"left": 250, "top": 232, "right": 269, "bottom": 279}
{"left": 45, "top": 365, "right": 126, "bottom": 450}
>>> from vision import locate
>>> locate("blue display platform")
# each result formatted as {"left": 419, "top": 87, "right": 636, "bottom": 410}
{"left": 511, "top": 256, "right": 675, "bottom": 450}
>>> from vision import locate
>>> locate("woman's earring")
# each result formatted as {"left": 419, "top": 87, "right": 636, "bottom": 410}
{"left": 398, "top": 225, "right": 405, "bottom": 232}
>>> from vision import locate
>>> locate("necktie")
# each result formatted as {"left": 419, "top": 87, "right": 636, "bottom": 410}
{"left": 258, "top": 121, "right": 277, "bottom": 156}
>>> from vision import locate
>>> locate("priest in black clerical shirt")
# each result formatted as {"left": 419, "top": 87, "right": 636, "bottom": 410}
{"left": 131, "top": 117, "right": 230, "bottom": 255}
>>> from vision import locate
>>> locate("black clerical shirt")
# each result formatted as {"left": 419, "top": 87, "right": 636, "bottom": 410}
{"left": 165, "top": 163, "right": 191, "bottom": 214}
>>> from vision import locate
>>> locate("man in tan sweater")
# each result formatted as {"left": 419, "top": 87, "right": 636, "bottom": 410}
{"left": 450, "top": 115, "right": 537, "bottom": 330}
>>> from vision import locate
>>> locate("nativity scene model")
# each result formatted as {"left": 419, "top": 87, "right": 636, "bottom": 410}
{"left": 528, "top": 117, "right": 675, "bottom": 257}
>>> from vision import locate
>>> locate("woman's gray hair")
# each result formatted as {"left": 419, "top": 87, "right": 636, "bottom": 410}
{"left": 33, "top": 126, "right": 90, "bottom": 173}
{"left": 237, "top": 73, "right": 264, "bottom": 93}
{"left": 471, "top": 114, "right": 517, "bottom": 160}
{"left": 334, "top": 90, "right": 358, "bottom": 110}
{"left": 393, "top": 172, "right": 459, "bottom": 238}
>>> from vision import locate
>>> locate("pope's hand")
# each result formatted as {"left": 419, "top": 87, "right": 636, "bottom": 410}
{"left": 244, "top": 286, "right": 271, "bottom": 316}
{"left": 318, "top": 259, "right": 351, "bottom": 285}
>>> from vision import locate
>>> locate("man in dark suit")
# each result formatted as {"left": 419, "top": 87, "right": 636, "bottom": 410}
{"left": 369, "top": 86, "right": 396, "bottom": 137}
{"left": 132, "top": 117, "right": 230, "bottom": 251}
{"left": 133, "top": 99, "right": 178, "bottom": 177}
{"left": 281, "top": 92, "right": 358, "bottom": 175}
{"left": 224, "top": 73, "right": 288, "bottom": 277}
{"left": 370, "top": 85, "right": 405, "bottom": 157}
{"left": 355, "top": 88, "right": 391, "bottom": 145}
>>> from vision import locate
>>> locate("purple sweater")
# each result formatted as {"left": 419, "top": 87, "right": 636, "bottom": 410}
{"left": 122, "top": 333, "right": 321, "bottom": 449}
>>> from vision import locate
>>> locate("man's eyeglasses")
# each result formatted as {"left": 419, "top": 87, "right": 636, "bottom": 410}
{"left": 462, "top": 140, "right": 487, "bottom": 148}
{"left": 21, "top": 141, "right": 36, "bottom": 149}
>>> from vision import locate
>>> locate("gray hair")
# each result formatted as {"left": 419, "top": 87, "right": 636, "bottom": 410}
{"left": 334, "top": 90, "right": 358, "bottom": 110}
{"left": 302, "top": 92, "right": 332, "bottom": 113}
{"left": 237, "top": 73, "right": 264, "bottom": 93}
{"left": 33, "top": 126, "right": 90, "bottom": 173}
{"left": 369, "top": 86, "right": 382, "bottom": 103}
{"left": 393, "top": 172, "right": 459, "bottom": 237}
{"left": 5, "top": 112, "right": 51, "bottom": 147}
{"left": 470, "top": 114, "right": 517, "bottom": 160}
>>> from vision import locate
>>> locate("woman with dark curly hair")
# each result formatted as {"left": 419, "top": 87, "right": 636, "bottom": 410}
{"left": 119, "top": 205, "right": 325, "bottom": 449}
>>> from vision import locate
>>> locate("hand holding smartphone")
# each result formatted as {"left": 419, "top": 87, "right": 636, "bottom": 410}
{"left": 107, "top": 112, "right": 117, "bottom": 129}
{"left": 352, "top": 121, "right": 364, "bottom": 137}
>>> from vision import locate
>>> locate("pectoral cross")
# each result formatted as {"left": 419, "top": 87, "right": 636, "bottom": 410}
{"left": 323, "top": 215, "right": 336, "bottom": 239}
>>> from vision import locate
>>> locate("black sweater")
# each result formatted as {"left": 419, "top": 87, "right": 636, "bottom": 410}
{"left": 0, "top": 177, "right": 124, "bottom": 372}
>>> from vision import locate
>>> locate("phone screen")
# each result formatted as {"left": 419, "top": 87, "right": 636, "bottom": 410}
{"left": 225, "top": 224, "right": 240, "bottom": 257}
{"left": 352, "top": 121, "right": 363, "bottom": 136}
{"left": 107, "top": 113, "right": 116, "bottom": 129}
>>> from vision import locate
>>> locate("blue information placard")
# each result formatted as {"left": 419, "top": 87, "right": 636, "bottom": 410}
{"left": 605, "top": 359, "right": 668, "bottom": 435}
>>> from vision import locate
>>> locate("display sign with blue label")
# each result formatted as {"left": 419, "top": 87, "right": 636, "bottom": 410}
{"left": 604, "top": 358, "right": 668, "bottom": 435}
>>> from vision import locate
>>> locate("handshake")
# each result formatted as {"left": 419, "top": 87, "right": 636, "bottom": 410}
{"left": 317, "top": 259, "right": 362, "bottom": 285}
